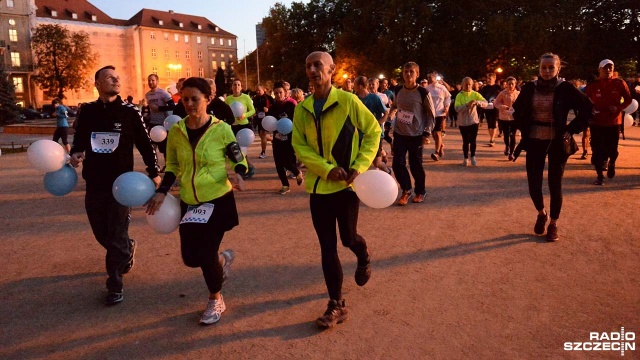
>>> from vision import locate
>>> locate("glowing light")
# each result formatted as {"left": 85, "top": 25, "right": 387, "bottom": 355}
{"left": 496, "top": 67, "right": 503, "bottom": 73}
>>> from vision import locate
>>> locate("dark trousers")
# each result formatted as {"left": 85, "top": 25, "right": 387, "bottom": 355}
{"left": 499, "top": 120, "right": 517, "bottom": 155}
{"left": 85, "top": 191, "right": 132, "bottom": 293}
{"left": 273, "top": 141, "right": 300, "bottom": 187}
{"left": 590, "top": 125, "right": 619, "bottom": 177}
{"left": 392, "top": 134, "right": 426, "bottom": 195}
{"left": 310, "top": 190, "right": 368, "bottom": 301}
{"left": 179, "top": 204, "right": 226, "bottom": 295}
{"left": 525, "top": 139, "right": 567, "bottom": 220}
{"left": 383, "top": 121, "right": 393, "bottom": 145}
{"left": 459, "top": 124, "right": 479, "bottom": 158}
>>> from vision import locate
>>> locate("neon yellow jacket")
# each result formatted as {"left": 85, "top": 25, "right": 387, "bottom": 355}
{"left": 292, "top": 87, "right": 381, "bottom": 194}
{"left": 166, "top": 116, "right": 247, "bottom": 205}
{"left": 225, "top": 93, "right": 255, "bottom": 126}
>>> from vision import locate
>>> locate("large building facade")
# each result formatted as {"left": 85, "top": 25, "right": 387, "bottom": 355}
{"left": 22, "top": 0, "right": 237, "bottom": 108}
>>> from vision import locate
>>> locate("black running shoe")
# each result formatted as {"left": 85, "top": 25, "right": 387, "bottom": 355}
{"left": 316, "top": 299, "right": 348, "bottom": 328}
{"left": 105, "top": 291, "right": 123, "bottom": 306}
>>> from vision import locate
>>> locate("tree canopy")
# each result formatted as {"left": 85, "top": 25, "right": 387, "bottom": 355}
{"left": 31, "top": 24, "right": 99, "bottom": 100}
{"left": 235, "top": 0, "right": 638, "bottom": 88}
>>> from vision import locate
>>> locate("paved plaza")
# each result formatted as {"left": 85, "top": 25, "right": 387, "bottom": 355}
{"left": 0, "top": 124, "right": 638, "bottom": 359}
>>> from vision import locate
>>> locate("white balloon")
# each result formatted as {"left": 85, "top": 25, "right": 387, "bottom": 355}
{"left": 240, "top": 146, "right": 248, "bottom": 155}
{"left": 27, "top": 140, "right": 66, "bottom": 173}
{"left": 230, "top": 102, "right": 246, "bottom": 118}
{"left": 236, "top": 128, "right": 255, "bottom": 147}
{"left": 623, "top": 114, "right": 634, "bottom": 127}
{"left": 150, "top": 125, "right": 168, "bottom": 142}
{"left": 352, "top": 170, "right": 399, "bottom": 209}
{"left": 623, "top": 99, "right": 638, "bottom": 114}
{"left": 164, "top": 114, "right": 182, "bottom": 131}
{"left": 146, "top": 193, "right": 181, "bottom": 234}
{"left": 262, "top": 115, "right": 278, "bottom": 132}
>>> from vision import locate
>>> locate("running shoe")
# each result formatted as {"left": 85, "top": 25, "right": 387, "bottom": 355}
{"left": 534, "top": 213, "right": 548, "bottom": 235}
{"left": 471, "top": 156, "right": 477, "bottom": 166}
{"left": 296, "top": 172, "right": 304, "bottom": 186}
{"left": 546, "top": 223, "right": 559, "bottom": 242}
{"left": 397, "top": 191, "right": 411, "bottom": 206}
{"left": 462, "top": 158, "right": 469, "bottom": 166}
{"left": 258, "top": 152, "right": 266, "bottom": 159}
{"left": 316, "top": 299, "right": 348, "bottom": 328}
{"left": 200, "top": 295, "right": 226, "bottom": 325}
{"left": 607, "top": 163, "right": 616, "bottom": 179}
{"left": 220, "top": 249, "right": 235, "bottom": 285}
{"left": 278, "top": 186, "right": 290, "bottom": 195}
{"left": 412, "top": 194, "right": 425, "bottom": 203}
{"left": 430, "top": 153, "right": 439, "bottom": 161}
{"left": 105, "top": 291, "right": 123, "bottom": 306}
{"left": 355, "top": 251, "right": 371, "bottom": 286}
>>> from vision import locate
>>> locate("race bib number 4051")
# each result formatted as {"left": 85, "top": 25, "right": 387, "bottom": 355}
{"left": 91, "top": 132, "right": 120, "bottom": 153}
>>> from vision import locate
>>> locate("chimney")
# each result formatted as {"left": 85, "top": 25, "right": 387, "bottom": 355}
{"left": 168, "top": 10, "right": 174, "bottom": 14}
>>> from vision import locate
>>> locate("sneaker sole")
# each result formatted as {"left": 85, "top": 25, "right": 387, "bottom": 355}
{"left": 316, "top": 315, "right": 348, "bottom": 328}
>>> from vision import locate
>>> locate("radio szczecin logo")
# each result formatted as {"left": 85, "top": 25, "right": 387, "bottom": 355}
{"left": 565, "top": 327, "right": 635, "bottom": 356}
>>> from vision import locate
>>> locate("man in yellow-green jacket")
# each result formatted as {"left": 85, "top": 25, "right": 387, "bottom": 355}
{"left": 292, "top": 51, "right": 381, "bottom": 329}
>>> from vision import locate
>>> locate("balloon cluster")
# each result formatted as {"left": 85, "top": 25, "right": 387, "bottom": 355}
{"left": 27, "top": 140, "right": 77, "bottom": 196}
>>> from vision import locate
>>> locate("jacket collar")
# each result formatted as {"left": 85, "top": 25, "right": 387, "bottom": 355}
{"left": 301, "top": 86, "right": 339, "bottom": 116}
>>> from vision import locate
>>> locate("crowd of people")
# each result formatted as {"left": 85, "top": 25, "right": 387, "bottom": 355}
{"left": 64, "top": 52, "right": 637, "bottom": 329}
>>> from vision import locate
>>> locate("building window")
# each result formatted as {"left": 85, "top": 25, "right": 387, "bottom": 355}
{"left": 220, "top": 53, "right": 225, "bottom": 58}
{"left": 13, "top": 77, "right": 23, "bottom": 93}
{"left": 186, "top": 68, "right": 191, "bottom": 77}
{"left": 175, "top": 50, "right": 180, "bottom": 58}
{"left": 150, "top": 32, "right": 155, "bottom": 39}
{"left": 211, "top": 53, "right": 216, "bottom": 58}
{"left": 198, "top": 25, "right": 202, "bottom": 30}
{"left": 185, "top": 51, "right": 190, "bottom": 59}
{"left": 91, "top": 15, "right": 97, "bottom": 21}
{"left": 9, "top": 29, "right": 17, "bottom": 42}
{"left": 164, "top": 49, "right": 170, "bottom": 59}
{"left": 229, "top": 54, "right": 233, "bottom": 59}
{"left": 7, "top": 0, "right": 15, "bottom": 7}
{"left": 174, "top": 34, "right": 179, "bottom": 42}
{"left": 184, "top": 35, "right": 189, "bottom": 43}
{"left": 164, "top": 33, "right": 169, "bottom": 41}
{"left": 151, "top": 49, "right": 156, "bottom": 57}
{"left": 10, "top": 52, "right": 20, "bottom": 67}
{"left": 212, "top": 61, "right": 217, "bottom": 69}
{"left": 152, "top": 66, "right": 158, "bottom": 75}
{"left": 179, "top": 22, "right": 184, "bottom": 28}
{"left": 8, "top": 19, "right": 15, "bottom": 26}
{"left": 72, "top": 13, "right": 78, "bottom": 19}
{"left": 51, "top": 10, "right": 58, "bottom": 17}
{"left": 196, "top": 36, "right": 201, "bottom": 44}
{"left": 228, "top": 39, "right": 232, "bottom": 46}
{"left": 198, "top": 51, "right": 202, "bottom": 60}
{"left": 210, "top": 37, "right": 215, "bottom": 45}
{"left": 176, "top": 68, "right": 181, "bottom": 77}
{"left": 165, "top": 66, "right": 171, "bottom": 78}
{"left": 159, "top": 20, "right": 164, "bottom": 26}
{"left": 221, "top": 61, "right": 226, "bottom": 70}
{"left": 219, "top": 38, "right": 223, "bottom": 45}
{"left": 198, "top": 68, "right": 204, "bottom": 77}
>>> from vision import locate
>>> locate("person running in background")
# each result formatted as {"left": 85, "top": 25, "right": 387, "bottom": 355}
{"left": 513, "top": 53, "right": 591, "bottom": 241}
{"left": 425, "top": 70, "right": 451, "bottom": 161}
{"left": 146, "top": 77, "right": 248, "bottom": 325}
{"left": 225, "top": 79, "right": 256, "bottom": 178}
{"left": 455, "top": 77, "right": 488, "bottom": 166}
{"left": 494, "top": 76, "right": 520, "bottom": 160}
{"left": 252, "top": 85, "right": 274, "bottom": 159}
{"left": 52, "top": 98, "right": 71, "bottom": 153}
{"left": 145, "top": 74, "right": 175, "bottom": 170}
{"left": 480, "top": 73, "right": 502, "bottom": 147}
{"left": 584, "top": 59, "right": 632, "bottom": 185}
{"left": 292, "top": 51, "right": 380, "bottom": 328}
{"left": 355, "top": 76, "right": 391, "bottom": 174}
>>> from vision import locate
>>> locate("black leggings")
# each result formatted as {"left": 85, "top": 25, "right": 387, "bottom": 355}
{"left": 310, "top": 190, "right": 368, "bottom": 301}
{"left": 525, "top": 138, "right": 567, "bottom": 220}
{"left": 499, "top": 120, "right": 517, "bottom": 154}
{"left": 53, "top": 127, "right": 69, "bottom": 145}
{"left": 459, "top": 123, "right": 479, "bottom": 158}
{"left": 590, "top": 125, "right": 619, "bottom": 176}
{"left": 273, "top": 140, "right": 300, "bottom": 187}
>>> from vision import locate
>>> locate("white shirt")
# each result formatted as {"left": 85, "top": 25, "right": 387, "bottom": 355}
{"left": 426, "top": 83, "right": 451, "bottom": 117}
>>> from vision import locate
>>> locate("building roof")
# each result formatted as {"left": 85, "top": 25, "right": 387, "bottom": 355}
{"left": 126, "top": 9, "right": 234, "bottom": 37}
{"left": 35, "top": 0, "right": 127, "bottom": 26}
{"left": 34, "top": 1, "right": 236, "bottom": 38}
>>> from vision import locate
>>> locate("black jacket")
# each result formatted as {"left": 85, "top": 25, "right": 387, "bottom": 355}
{"left": 173, "top": 98, "right": 235, "bottom": 125}
{"left": 71, "top": 95, "right": 159, "bottom": 192}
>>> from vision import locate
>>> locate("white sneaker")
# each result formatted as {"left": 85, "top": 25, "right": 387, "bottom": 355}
{"left": 471, "top": 156, "right": 477, "bottom": 166}
{"left": 199, "top": 295, "right": 226, "bottom": 325}
{"left": 258, "top": 152, "right": 266, "bottom": 159}
{"left": 220, "top": 249, "right": 235, "bottom": 285}
{"left": 462, "top": 158, "right": 469, "bottom": 166}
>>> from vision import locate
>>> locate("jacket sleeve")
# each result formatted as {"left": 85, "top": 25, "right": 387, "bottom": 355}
{"left": 423, "top": 92, "right": 436, "bottom": 133}
{"left": 352, "top": 99, "right": 382, "bottom": 174}
{"left": 292, "top": 105, "right": 335, "bottom": 180}
{"left": 566, "top": 85, "right": 593, "bottom": 135}
{"left": 243, "top": 95, "right": 256, "bottom": 119}
{"left": 132, "top": 107, "right": 159, "bottom": 178}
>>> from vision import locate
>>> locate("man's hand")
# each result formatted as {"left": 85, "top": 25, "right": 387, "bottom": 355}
{"left": 149, "top": 104, "right": 159, "bottom": 112}
{"left": 145, "top": 192, "right": 165, "bottom": 216}
{"left": 327, "top": 167, "right": 348, "bottom": 182}
{"left": 345, "top": 169, "right": 360, "bottom": 185}
{"left": 69, "top": 152, "right": 85, "bottom": 168}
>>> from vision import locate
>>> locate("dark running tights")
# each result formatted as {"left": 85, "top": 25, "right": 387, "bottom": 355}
{"left": 459, "top": 123, "right": 479, "bottom": 158}
{"left": 525, "top": 138, "right": 567, "bottom": 220}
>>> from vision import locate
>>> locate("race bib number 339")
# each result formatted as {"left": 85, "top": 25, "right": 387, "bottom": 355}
{"left": 91, "top": 132, "right": 120, "bottom": 153}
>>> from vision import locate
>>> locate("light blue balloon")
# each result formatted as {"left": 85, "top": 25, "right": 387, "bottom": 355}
{"left": 44, "top": 164, "right": 78, "bottom": 196}
{"left": 230, "top": 102, "right": 246, "bottom": 118}
{"left": 163, "top": 114, "right": 182, "bottom": 131}
{"left": 112, "top": 171, "right": 155, "bottom": 207}
{"left": 236, "top": 128, "right": 255, "bottom": 147}
{"left": 276, "top": 118, "right": 293, "bottom": 135}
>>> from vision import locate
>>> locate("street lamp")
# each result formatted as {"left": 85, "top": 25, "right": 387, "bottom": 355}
{"left": 496, "top": 67, "right": 503, "bottom": 74}
{"left": 342, "top": 74, "right": 348, "bottom": 79}
{"left": 378, "top": 74, "right": 384, "bottom": 79}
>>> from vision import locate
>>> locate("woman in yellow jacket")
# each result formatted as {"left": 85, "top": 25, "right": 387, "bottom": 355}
{"left": 146, "top": 77, "right": 248, "bottom": 325}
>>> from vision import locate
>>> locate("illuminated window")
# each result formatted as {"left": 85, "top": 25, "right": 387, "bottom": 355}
{"left": 198, "top": 51, "right": 202, "bottom": 60}
{"left": 9, "top": 29, "right": 17, "bottom": 42}
{"left": 196, "top": 36, "right": 201, "bottom": 44}
{"left": 91, "top": 15, "right": 97, "bottom": 21}
{"left": 211, "top": 53, "right": 216, "bottom": 58}
{"left": 6, "top": 0, "right": 15, "bottom": 7}
{"left": 150, "top": 32, "right": 155, "bottom": 39}
{"left": 184, "top": 35, "right": 189, "bottom": 43}
{"left": 229, "top": 54, "right": 233, "bottom": 59}
{"left": 159, "top": 20, "right": 164, "bottom": 26}
{"left": 176, "top": 67, "right": 181, "bottom": 77}
{"left": 198, "top": 67, "right": 204, "bottom": 77}
{"left": 220, "top": 53, "right": 225, "bottom": 58}
{"left": 228, "top": 39, "right": 232, "bottom": 46}
{"left": 8, "top": 19, "right": 15, "bottom": 26}
{"left": 219, "top": 38, "right": 223, "bottom": 45}
{"left": 51, "top": 10, "right": 58, "bottom": 17}
{"left": 13, "top": 77, "right": 23, "bottom": 93}
{"left": 164, "top": 33, "right": 169, "bottom": 40}
{"left": 152, "top": 66, "right": 158, "bottom": 75}
{"left": 10, "top": 52, "right": 20, "bottom": 67}
{"left": 151, "top": 48, "right": 156, "bottom": 57}
{"left": 164, "top": 49, "right": 170, "bottom": 59}
{"left": 179, "top": 22, "right": 183, "bottom": 28}
{"left": 72, "top": 13, "right": 78, "bottom": 19}
{"left": 210, "top": 37, "right": 215, "bottom": 45}
{"left": 197, "top": 25, "right": 202, "bottom": 30}
{"left": 186, "top": 68, "right": 191, "bottom": 77}
{"left": 221, "top": 61, "right": 226, "bottom": 70}
{"left": 166, "top": 66, "right": 171, "bottom": 78}
{"left": 174, "top": 34, "right": 179, "bottom": 42}
{"left": 185, "top": 51, "right": 190, "bottom": 59}
{"left": 212, "top": 61, "right": 217, "bottom": 69}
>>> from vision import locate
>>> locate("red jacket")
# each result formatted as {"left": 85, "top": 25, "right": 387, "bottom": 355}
{"left": 585, "top": 78, "right": 632, "bottom": 126}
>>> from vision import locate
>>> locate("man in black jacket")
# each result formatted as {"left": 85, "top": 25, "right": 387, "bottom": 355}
{"left": 70, "top": 65, "right": 161, "bottom": 305}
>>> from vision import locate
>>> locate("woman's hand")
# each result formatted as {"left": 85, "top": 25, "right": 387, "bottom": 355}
{"left": 145, "top": 193, "right": 166, "bottom": 215}
{"left": 233, "top": 173, "right": 246, "bottom": 191}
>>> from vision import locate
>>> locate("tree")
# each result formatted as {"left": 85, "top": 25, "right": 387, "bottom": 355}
{"left": 0, "top": 64, "right": 20, "bottom": 124}
{"left": 31, "top": 24, "right": 98, "bottom": 100}
{"left": 214, "top": 68, "right": 225, "bottom": 97}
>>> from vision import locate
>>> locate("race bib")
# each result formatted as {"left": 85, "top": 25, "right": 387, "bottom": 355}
{"left": 397, "top": 110, "right": 414, "bottom": 124}
{"left": 180, "top": 203, "right": 214, "bottom": 224}
{"left": 91, "top": 132, "right": 120, "bottom": 153}
{"left": 258, "top": 112, "right": 266, "bottom": 119}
